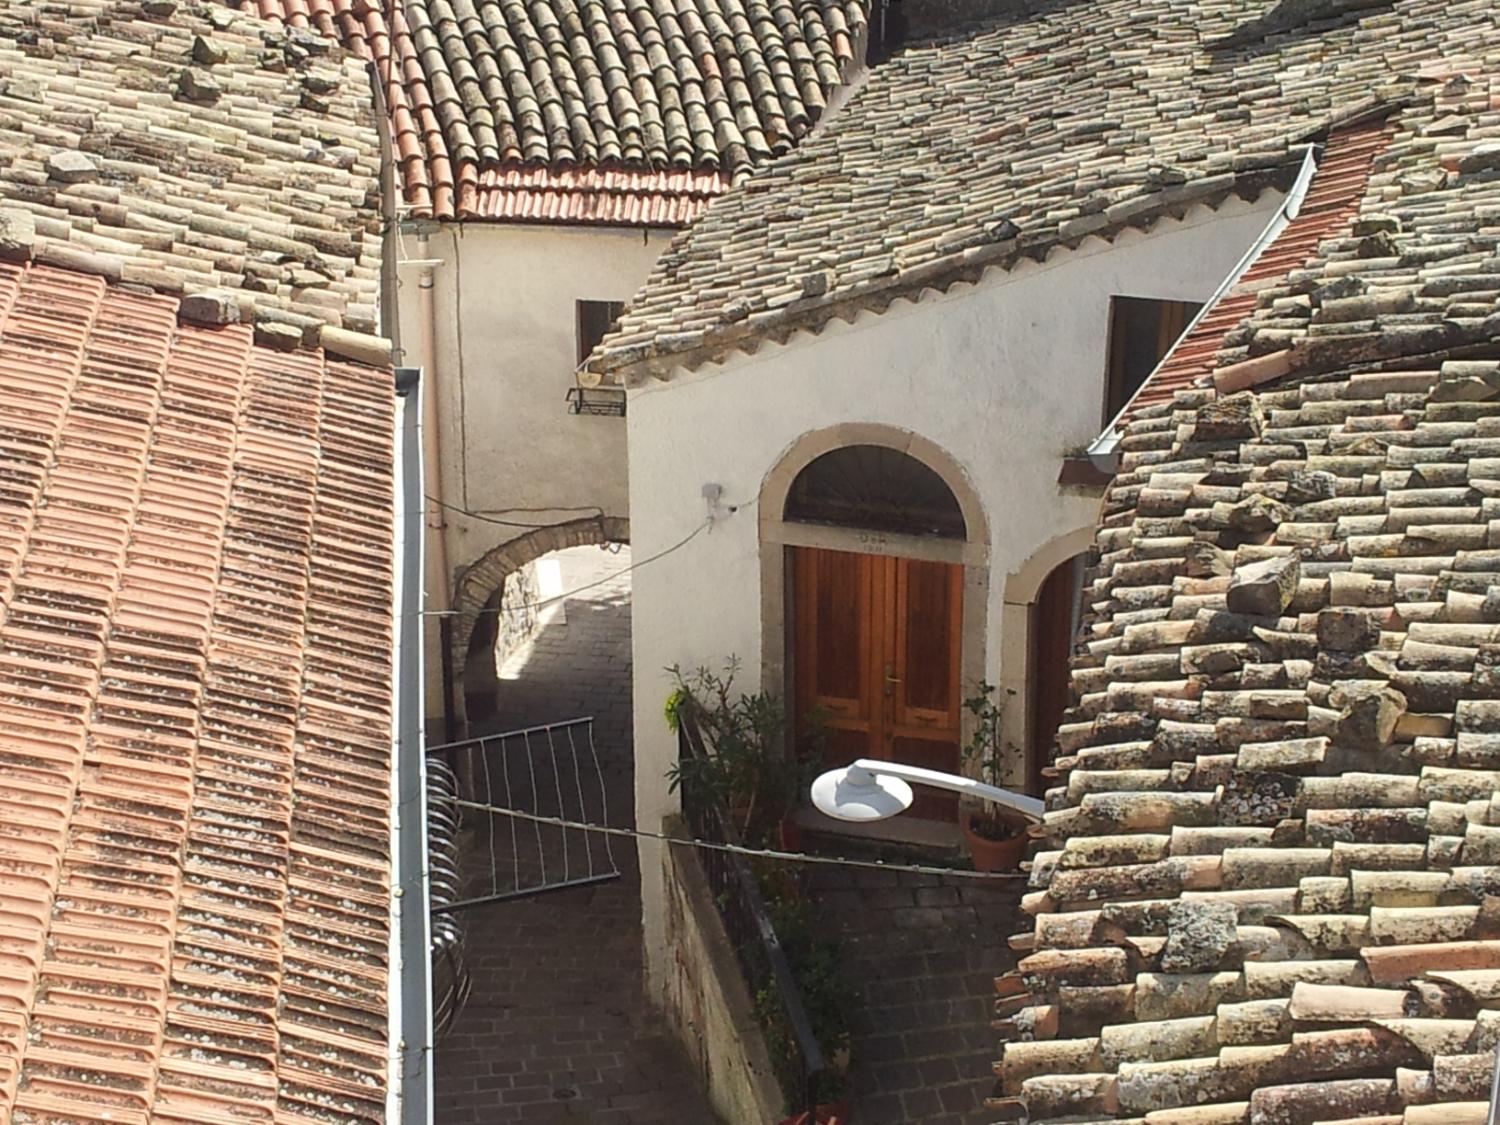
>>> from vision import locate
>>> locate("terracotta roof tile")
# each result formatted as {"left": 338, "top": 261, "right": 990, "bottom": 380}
{"left": 0, "top": 259, "right": 395, "bottom": 1123}
{"left": 1001, "top": 66, "right": 1500, "bottom": 1125}
{"left": 582, "top": 0, "right": 1500, "bottom": 384}
{"left": 1118, "top": 120, "right": 1393, "bottom": 430}
{"left": 230, "top": 0, "right": 865, "bottom": 223}
{"left": 0, "top": 0, "right": 386, "bottom": 347}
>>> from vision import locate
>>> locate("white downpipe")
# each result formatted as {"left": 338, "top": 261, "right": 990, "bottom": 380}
{"left": 418, "top": 232, "right": 451, "bottom": 614}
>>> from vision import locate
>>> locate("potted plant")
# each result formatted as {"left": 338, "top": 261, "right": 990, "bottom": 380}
{"left": 959, "top": 682, "right": 1031, "bottom": 872}
{"left": 664, "top": 660, "right": 818, "bottom": 849}
{"left": 758, "top": 869, "right": 854, "bottom": 1124}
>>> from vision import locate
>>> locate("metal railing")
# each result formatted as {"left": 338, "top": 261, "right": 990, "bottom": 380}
{"left": 677, "top": 710, "right": 825, "bottom": 1118}
{"left": 425, "top": 753, "right": 472, "bottom": 1039}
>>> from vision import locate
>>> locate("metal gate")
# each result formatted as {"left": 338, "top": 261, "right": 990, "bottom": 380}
{"left": 425, "top": 716, "right": 623, "bottom": 1034}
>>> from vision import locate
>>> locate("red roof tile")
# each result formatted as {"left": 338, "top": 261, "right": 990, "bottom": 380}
{"left": 1118, "top": 119, "right": 1391, "bottom": 426}
{"left": 230, "top": 0, "right": 858, "bottom": 225}
{"left": 0, "top": 260, "right": 395, "bottom": 1123}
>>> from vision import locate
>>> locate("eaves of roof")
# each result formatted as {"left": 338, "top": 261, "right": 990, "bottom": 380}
{"left": 1089, "top": 115, "right": 1396, "bottom": 465}
{"left": 232, "top": 0, "right": 866, "bottom": 225}
{"left": 582, "top": 0, "right": 1500, "bottom": 384}
{"left": 578, "top": 155, "right": 1308, "bottom": 387}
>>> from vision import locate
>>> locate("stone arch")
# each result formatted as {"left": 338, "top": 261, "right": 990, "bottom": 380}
{"left": 450, "top": 515, "right": 629, "bottom": 732}
{"left": 998, "top": 524, "right": 1097, "bottom": 791}
{"left": 759, "top": 422, "right": 990, "bottom": 551}
{"left": 757, "top": 424, "right": 992, "bottom": 777}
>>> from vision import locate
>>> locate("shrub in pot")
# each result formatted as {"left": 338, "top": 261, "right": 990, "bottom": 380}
{"left": 664, "top": 659, "right": 820, "bottom": 849}
{"left": 959, "top": 682, "right": 1031, "bottom": 871}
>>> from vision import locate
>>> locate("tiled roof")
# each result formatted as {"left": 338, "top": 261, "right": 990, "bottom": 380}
{"left": 998, "top": 63, "right": 1500, "bottom": 1125}
{"left": 233, "top": 0, "right": 867, "bottom": 223}
{"left": 1115, "top": 119, "right": 1393, "bottom": 432}
{"left": 0, "top": 0, "right": 387, "bottom": 349}
{"left": 0, "top": 256, "right": 396, "bottom": 1124}
{"left": 582, "top": 0, "right": 1500, "bottom": 385}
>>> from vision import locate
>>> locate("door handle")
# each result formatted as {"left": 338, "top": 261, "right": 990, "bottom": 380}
{"left": 884, "top": 664, "right": 900, "bottom": 697}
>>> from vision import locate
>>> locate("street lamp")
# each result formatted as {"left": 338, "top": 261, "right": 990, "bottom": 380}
{"left": 810, "top": 758, "right": 1045, "bottom": 823}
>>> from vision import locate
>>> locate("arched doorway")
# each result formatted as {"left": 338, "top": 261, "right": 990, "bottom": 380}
{"left": 998, "top": 527, "right": 1095, "bottom": 794}
{"left": 760, "top": 428, "right": 989, "bottom": 822}
{"left": 450, "top": 515, "right": 629, "bottom": 733}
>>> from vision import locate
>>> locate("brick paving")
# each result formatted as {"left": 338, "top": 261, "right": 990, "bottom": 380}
{"left": 803, "top": 861, "right": 1023, "bottom": 1125}
{"left": 435, "top": 545, "right": 720, "bottom": 1125}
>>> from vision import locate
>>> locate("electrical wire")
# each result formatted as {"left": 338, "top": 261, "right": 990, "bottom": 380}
{"left": 425, "top": 494, "right": 608, "bottom": 529}
{"left": 453, "top": 799, "right": 1028, "bottom": 881}
{"left": 420, "top": 517, "right": 712, "bottom": 617}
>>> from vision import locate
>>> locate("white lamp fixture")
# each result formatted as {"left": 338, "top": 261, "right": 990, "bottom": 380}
{"left": 810, "top": 758, "right": 1045, "bottom": 824}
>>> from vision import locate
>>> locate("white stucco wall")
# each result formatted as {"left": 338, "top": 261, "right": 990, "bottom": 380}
{"left": 401, "top": 222, "right": 672, "bottom": 572}
{"left": 626, "top": 193, "right": 1284, "bottom": 996}
{"left": 396, "top": 222, "right": 674, "bottom": 716}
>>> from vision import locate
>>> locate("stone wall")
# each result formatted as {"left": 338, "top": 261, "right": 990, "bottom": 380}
{"left": 459, "top": 559, "right": 542, "bottom": 725}
{"left": 659, "top": 815, "right": 785, "bottom": 1125}
{"left": 496, "top": 559, "right": 541, "bottom": 670}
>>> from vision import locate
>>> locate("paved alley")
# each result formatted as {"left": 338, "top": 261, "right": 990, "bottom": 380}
{"left": 434, "top": 545, "right": 720, "bottom": 1125}
{"left": 804, "top": 863, "right": 1022, "bottom": 1124}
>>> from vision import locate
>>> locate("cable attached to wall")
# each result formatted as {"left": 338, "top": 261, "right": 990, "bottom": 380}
{"left": 421, "top": 518, "right": 709, "bottom": 618}
{"left": 422, "top": 494, "right": 756, "bottom": 619}
{"left": 426, "top": 494, "right": 607, "bottom": 530}
{"left": 452, "top": 799, "right": 1028, "bottom": 882}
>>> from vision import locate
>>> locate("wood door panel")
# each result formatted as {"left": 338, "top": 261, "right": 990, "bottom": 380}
{"left": 810, "top": 548, "right": 866, "bottom": 704}
{"left": 793, "top": 547, "right": 877, "bottom": 766}
{"left": 891, "top": 557, "right": 962, "bottom": 786}
{"left": 792, "top": 545, "right": 964, "bottom": 823}
{"left": 891, "top": 735, "right": 960, "bottom": 820}
{"left": 896, "top": 557, "right": 958, "bottom": 716}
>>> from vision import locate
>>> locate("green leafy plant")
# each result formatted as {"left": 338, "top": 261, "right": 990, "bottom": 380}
{"left": 752, "top": 865, "right": 853, "bottom": 1106}
{"left": 960, "top": 681, "right": 1023, "bottom": 842}
{"left": 664, "top": 659, "right": 820, "bottom": 846}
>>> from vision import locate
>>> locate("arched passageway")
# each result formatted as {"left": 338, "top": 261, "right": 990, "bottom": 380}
{"left": 449, "top": 515, "right": 628, "bottom": 732}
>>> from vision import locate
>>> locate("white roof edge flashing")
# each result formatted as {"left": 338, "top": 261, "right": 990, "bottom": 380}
{"left": 389, "top": 369, "right": 434, "bottom": 1125}
{"left": 1085, "top": 144, "right": 1324, "bottom": 467}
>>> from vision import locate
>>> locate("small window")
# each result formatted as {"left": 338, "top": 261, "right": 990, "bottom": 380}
{"left": 576, "top": 299, "right": 625, "bottom": 367}
{"left": 1105, "top": 296, "right": 1201, "bottom": 422}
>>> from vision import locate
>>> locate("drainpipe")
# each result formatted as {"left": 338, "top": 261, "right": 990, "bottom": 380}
{"left": 416, "top": 232, "right": 450, "bottom": 614}
{"left": 411, "top": 230, "right": 457, "bottom": 735}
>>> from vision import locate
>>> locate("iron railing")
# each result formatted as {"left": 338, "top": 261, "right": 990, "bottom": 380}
{"left": 677, "top": 711, "right": 825, "bottom": 1118}
{"left": 424, "top": 753, "right": 472, "bottom": 1039}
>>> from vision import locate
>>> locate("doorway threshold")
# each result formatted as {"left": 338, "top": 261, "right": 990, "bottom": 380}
{"left": 791, "top": 806, "right": 963, "bottom": 853}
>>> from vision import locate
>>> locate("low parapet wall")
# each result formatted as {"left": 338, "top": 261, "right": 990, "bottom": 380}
{"left": 659, "top": 815, "right": 785, "bottom": 1124}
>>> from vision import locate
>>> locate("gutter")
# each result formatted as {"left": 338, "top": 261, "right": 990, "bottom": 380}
{"left": 390, "top": 366, "right": 434, "bottom": 1125}
{"left": 1084, "top": 142, "right": 1322, "bottom": 473}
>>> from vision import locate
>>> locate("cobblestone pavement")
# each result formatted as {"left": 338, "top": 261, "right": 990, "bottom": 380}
{"left": 803, "top": 861, "right": 1023, "bottom": 1124}
{"left": 434, "top": 546, "right": 721, "bottom": 1125}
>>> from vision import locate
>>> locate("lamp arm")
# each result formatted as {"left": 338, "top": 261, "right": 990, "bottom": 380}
{"left": 847, "top": 759, "right": 1044, "bottom": 821}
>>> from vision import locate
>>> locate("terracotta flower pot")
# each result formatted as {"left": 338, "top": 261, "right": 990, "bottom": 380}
{"left": 778, "top": 813, "right": 803, "bottom": 853}
{"left": 962, "top": 810, "right": 1029, "bottom": 872}
{"left": 779, "top": 1102, "right": 852, "bottom": 1125}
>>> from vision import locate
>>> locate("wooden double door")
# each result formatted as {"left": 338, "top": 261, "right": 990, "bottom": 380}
{"left": 791, "top": 546, "right": 964, "bottom": 821}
